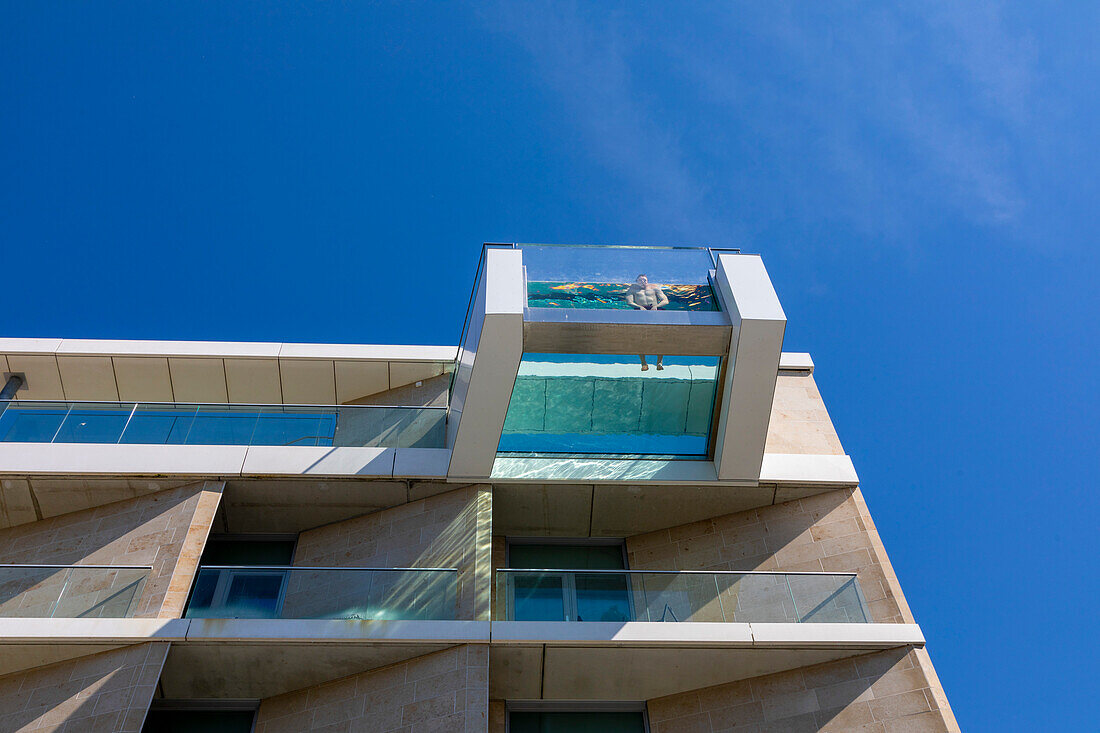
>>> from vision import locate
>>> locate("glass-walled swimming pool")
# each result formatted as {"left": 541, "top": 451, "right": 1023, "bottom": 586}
{"left": 498, "top": 353, "right": 720, "bottom": 458}
{"left": 518, "top": 244, "right": 728, "bottom": 311}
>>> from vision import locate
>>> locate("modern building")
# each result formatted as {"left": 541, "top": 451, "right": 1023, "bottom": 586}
{"left": 0, "top": 244, "right": 957, "bottom": 732}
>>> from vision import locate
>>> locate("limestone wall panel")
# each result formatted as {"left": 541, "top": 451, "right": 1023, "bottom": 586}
{"left": 0, "top": 643, "right": 167, "bottom": 733}
{"left": 254, "top": 644, "right": 489, "bottom": 733}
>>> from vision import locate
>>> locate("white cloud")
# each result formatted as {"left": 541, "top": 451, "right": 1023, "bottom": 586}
{"left": 477, "top": 1, "right": 1040, "bottom": 241}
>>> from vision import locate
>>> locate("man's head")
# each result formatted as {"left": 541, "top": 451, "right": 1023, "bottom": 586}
{"left": 636, "top": 274, "right": 648, "bottom": 286}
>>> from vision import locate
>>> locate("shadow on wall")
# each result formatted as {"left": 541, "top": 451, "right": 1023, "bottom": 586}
{"left": 646, "top": 648, "right": 947, "bottom": 732}
{"left": 0, "top": 483, "right": 217, "bottom": 619}
{"left": 281, "top": 486, "right": 491, "bottom": 621}
{"left": 0, "top": 644, "right": 167, "bottom": 732}
{"left": 625, "top": 488, "right": 906, "bottom": 625}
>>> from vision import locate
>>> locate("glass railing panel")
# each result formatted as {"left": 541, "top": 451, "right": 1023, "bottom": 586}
{"left": 511, "top": 572, "right": 569, "bottom": 621}
{"left": 0, "top": 401, "right": 70, "bottom": 442}
{"left": 0, "top": 565, "right": 64, "bottom": 617}
{"left": 184, "top": 404, "right": 261, "bottom": 445}
{"left": 52, "top": 402, "right": 134, "bottom": 443}
{"left": 185, "top": 567, "right": 458, "bottom": 620}
{"left": 51, "top": 567, "right": 149, "bottom": 618}
{"left": 633, "top": 571, "right": 733, "bottom": 623}
{"left": 118, "top": 403, "right": 200, "bottom": 444}
{"left": 0, "top": 565, "right": 148, "bottom": 618}
{"left": 500, "top": 354, "right": 720, "bottom": 457}
{"left": 250, "top": 405, "right": 336, "bottom": 447}
{"left": 518, "top": 244, "right": 721, "bottom": 311}
{"left": 495, "top": 571, "right": 870, "bottom": 624}
{"left": 332, "top": 406, "right": 446, "bottom": 449}
{"left": 787, "top": 573, "right": 869, "bottom": 623}
{"left": 0, "top": 401, "right": 446, "bottom": 448}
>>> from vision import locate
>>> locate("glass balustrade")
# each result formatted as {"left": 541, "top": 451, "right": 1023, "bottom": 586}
{"left": 495, "top": 570, "right": 869, "bottom": 624}
{"left": 184, "top": 566, "right": 458, "bottom": 620}
{"left": 0, "top": 400, "right": 445, "bottom": 448}
{"left": 517, "top": 244, "right": 736, "bottom": 311}
{"left": 0, "top": 565, "right": 149, "bottom": 618}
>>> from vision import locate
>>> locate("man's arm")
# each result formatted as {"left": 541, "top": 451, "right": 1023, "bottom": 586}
{"left": 625, "top": 288, "right": 641, "bottom": 309}
{"left": 654, "top": 287, "right": 669, "bottom": 308}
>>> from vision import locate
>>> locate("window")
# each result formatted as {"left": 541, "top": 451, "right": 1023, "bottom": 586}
{"left": 508, "top": 706, "right": 647, "bottom": 733}
{"left": 186, "top": 535, "right": 296, "bottom": 619}
{"left": 142, "top": 702, "right": 256, "bottom": 732}
{"left": 505, "top": 542, "right": 632, "bottom": 623}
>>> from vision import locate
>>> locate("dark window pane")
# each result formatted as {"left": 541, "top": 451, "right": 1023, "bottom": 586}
{"left": 575, "top": 573, "right": 632, "bottom": 622}
{"left": 510, "top": 711, "right": 646, "bottom": 733}
{"left": 509, "top": 545, "right": 625, "bottom": 570}
{"left": 512, "top": 575, "right": 566, "bottom": 621}
{"left": 142, "top": 710, "right": 255, "bottom": 733}
{"left": 200, "top": 540, "right": 295, "bottom": 566}
{"left": 224, "top": 573, "right": 284, "bottom": 617}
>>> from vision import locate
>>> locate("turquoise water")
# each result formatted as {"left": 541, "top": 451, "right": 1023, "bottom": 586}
{"left": 527, "top": 281, "right": 718, "bottom": 310}
{"left": 498, "top": 354, "right": 720, "bottom": 457}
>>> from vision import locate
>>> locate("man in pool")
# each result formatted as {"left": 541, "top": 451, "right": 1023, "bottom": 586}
{"left": 625, "top": 274, "right": 668, "bottom": 371}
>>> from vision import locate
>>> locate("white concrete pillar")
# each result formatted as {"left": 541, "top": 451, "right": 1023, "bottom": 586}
{"left": 447, "top": 248, "right": 525, "bottom": 479}
{"left": 713, "top": 254, "right": 787, "bottom": 481}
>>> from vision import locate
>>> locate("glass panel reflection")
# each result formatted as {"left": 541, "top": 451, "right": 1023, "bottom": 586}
{"left": 512, "top": 574, "right": 566, "bottom": 622}
{"left": 519, "top": 244, "right": 721, "bottom": 312}
{"left": 185, "top": 567, "right": 458, "bottom": 620}
{"left": 496, "top": 571, "right": 870, "bottom": 624}
{"left": 0, "top": 401, "right": 445, "bottom": 448}
{"left": 0, "top": 565, "right": 148, "bottom": 618}
{"left": 0, "top": 401, "right": 69, "bottom": 442}
{"left": 500, "top": 354, "right": 719, "bottom": 457}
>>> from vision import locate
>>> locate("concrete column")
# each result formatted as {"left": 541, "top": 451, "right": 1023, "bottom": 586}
{"left": 712, "top": 254, "right": 787, "bottom": 481}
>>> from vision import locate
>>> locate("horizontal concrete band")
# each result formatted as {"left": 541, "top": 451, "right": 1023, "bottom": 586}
{"left": 0, "top": 444, "right": 452, "bottom": 479}
{"left": 0, "top": 618, "right": 921, "bottom": 649}
{"left": 490, "top": 622, "right": 923, "bottom": 648}
{"left": 0, "top": 338, "right": 457, "bottom": 362}
{"left": 1, "top": 337, "right": 806, "bottom": 368}
{"left": 0, "top": 445, "right": 856, "bottom": 485}
{"left": 488, "top": 453, "right": 857, "bottom": 486}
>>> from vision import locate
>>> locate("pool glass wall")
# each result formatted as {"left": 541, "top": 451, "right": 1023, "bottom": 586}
{"left": 499, "top": 353, "right": 720, "bottom": 457}
{"left": 519, "top": 244, "right": 721, "bottom": 311}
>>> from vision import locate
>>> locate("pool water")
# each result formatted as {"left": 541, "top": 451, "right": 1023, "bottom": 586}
{"left": 527, "top": 281, "right": 718, "bottom": 311}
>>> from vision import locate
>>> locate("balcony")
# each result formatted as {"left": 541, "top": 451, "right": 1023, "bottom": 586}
{"left": 184, "top": 566, "right": 458, "bottom": 620}
{"left": 0, "top": 564, "right": 148, "bottom": 618}
{"left": 489, "top": 569, "right": 920, "bottom": 701}
{"left": 0, "top": 400, "right": 445, "bottom": 449}
{"left": 494, "top": 569, "right": 869, "bottom": 624}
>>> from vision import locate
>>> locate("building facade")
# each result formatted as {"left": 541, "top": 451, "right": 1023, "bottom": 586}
{"left": 0, "top": 244, "right": 956, "bottom": 732}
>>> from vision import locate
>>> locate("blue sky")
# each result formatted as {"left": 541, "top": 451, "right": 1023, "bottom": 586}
{"left": 3, "top": 3, "right": 1097, "bottom": 728}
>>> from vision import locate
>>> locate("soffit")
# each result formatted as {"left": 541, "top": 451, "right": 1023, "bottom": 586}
{"left": 0, "top": 339, "right": 456, "bottom": 405}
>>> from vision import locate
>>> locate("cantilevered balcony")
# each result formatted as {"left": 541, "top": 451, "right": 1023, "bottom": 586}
{"left": 489, "top": 569, "right": 921, "bottom": 701}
